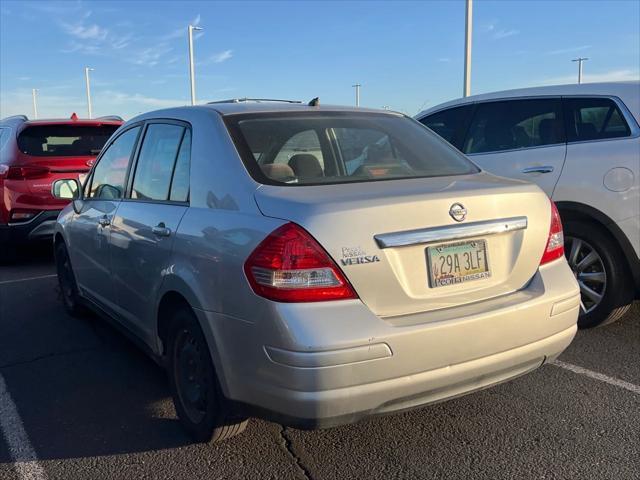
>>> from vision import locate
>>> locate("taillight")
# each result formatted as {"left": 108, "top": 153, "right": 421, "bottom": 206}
{"left": 244, "top": 222, "right": 358, "bottom": 302}
{"left": 5, "top": 165, "right": 50, "bottom": 180}
{"left": 540, "top": 200, "right": 564, "bottom": 265}
{"left": 10, "top": 210, "right": 39, "bottom": 222}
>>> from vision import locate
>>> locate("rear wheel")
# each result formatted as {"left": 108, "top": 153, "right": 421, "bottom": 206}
{"left": 167, "top": 307, "right": 248, "bottom": 443}
{"left": 564, "top": 221, "right": 632, "bottom": 328}
{"left": 55, "top": 241, "right": 87, "bottom": 317}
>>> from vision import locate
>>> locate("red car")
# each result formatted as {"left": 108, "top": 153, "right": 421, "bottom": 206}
{"left": 0, "top": 114, "right": 123, "bottom": 261}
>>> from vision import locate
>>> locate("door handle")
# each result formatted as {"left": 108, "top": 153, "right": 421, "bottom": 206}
{"left": 152, "top": 223, "right": 171, "bottom": 237}
{"left": 98, "top": 216, "right": 111, "bottom": 227}
{"left": 522, "top": 166, "right": 554, "bottom": 174}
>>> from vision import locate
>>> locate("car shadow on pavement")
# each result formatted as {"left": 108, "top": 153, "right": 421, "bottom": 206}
{"left": 0, "top": 245, "right": 195, "bottom": 461}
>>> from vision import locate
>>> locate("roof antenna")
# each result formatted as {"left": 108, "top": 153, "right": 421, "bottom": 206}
{"left": 308, "top": 97, "right": 320, "bottom": 107}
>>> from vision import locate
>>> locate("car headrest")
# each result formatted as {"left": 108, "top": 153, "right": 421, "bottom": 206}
{"left": 484, "top": 121, "right": 514, "bottom": 151}
{"left": 288, "top": 154, "right": 323, "bottom": 178}
{"left": 539, "top": 119, "right": 559, "bottom": 144}
{"left": 261, "top": 163, "right": 296, "bottom": 182}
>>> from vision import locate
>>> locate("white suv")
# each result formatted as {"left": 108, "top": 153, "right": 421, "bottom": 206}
{"left": 417, "top": 81, "right": 640, "bottom": 328}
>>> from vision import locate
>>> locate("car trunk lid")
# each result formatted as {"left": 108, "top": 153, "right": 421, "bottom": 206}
{"left": 254, "top": 173, "right": 552, "bottom": 318}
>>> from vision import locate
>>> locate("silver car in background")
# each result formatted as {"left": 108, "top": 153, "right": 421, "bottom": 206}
{"left": 416, "top": 82, "right": 640, "bottom": 329}
{"left": 52, "top": 100, "right": 580, "bottom": 442}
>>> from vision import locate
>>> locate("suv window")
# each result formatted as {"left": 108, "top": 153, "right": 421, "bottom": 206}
{"left": 88, "top": 127, "right": 140, "bottom": 199}
{"left": 131, "top": 123, "right": 185, "bottom": 201}
{"left": 17, "top": 125, "right": 119, "bottom": 157}
{"left": 564, "top": 97, "right": 631, "bottom": 142}
{"left": 419, "top": 105, "right": 473, "bottom": 150}
{"left": 463, "top": 99, "right": 564, "bottom": 154}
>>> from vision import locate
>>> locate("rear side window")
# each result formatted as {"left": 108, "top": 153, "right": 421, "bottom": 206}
{"left": 463, "top": 99, "right": 564, "bottom": 154}
{"left": 564, "top": 97, "right": 631, "bottom": 142}
{"left": 226, "top": 112, "right": 478, "bottom": 186}
{"left": 419, "top": 105, "right": 473, "bottom": 150}
{"left": 131, "top": 124, "right": 186, "bottom": 201}
{"left": 169, "top": 129, "right": 191, "bottom": 202}
{"left": 17, "top": 125, "right": 119, "bottom": 157}
{"left": 88, "top": 127, "right": 140, "bottom": 199}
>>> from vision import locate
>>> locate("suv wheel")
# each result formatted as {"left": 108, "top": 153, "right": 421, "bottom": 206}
{"left": 55, "top": 241, "right": 87, "bottom": 317}
{"left": 167, "top": 307, "right": 248, "bottom": 443}
{"left": 564, "top": 221, "right": 632, "bottom": 328}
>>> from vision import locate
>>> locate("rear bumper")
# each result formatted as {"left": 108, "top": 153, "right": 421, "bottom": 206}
{"left": 0, "top": 210, "right": 61, "bottom": 244}
{"left": 195, "top": 258, "right": 580, "bottom": 428}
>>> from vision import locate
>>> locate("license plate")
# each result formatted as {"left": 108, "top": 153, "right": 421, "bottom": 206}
{"left": 427, "top": 240, "right": 490, "bottom": 288}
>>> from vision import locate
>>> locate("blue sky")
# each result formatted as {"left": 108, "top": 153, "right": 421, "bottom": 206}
{"left": 1, "top": 0, "right": 639, "bottom": 119}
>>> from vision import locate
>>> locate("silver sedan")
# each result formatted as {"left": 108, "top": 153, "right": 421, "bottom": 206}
{"left": 52, "top": 100, "right": 580, "bottom": 442}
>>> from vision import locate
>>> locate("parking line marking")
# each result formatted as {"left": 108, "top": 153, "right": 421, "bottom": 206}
{"left": 0, "top": 274, "right": 57, "bottom": 286}
{"left": 551, "top": 360, "right": 640, "bottom": 395}
{"left": 0, "top": 374, "right": 47, "bottom": 480}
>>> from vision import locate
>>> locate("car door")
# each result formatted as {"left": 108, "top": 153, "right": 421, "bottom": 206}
{"left": 460, "top": 98, "right": 567, "bottom": 196}
{"left": 109, "top": 122, "right": 191, "bottom": 344}
{"left": 66, "top": 126, "right": 141, "bottom": 310}
{"left": 555, "top": 96, "right": 640, "bottom": 250}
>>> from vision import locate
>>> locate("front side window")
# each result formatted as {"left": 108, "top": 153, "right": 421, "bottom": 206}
{"left": 17, "top": 125, "right": 119, "bottom": 157}
{"left": 564, "top": 97, "right": 631, "bottom": 142}
{"left": 88, "top": 127, "right": 140, "bottom": 199}
{"left": 419, "top": 105, "right": 473, "bottom": 150}
{"left": 226, "top": 112, "right": 478, "bottom": 186}
{"left": 131, "top": 124, "right": 185, "bottom": 201}
{"left": 463, "top": 99, "right": 564, "bottom": 154}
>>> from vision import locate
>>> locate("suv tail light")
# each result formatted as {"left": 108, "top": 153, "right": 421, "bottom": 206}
{"left": 10, "top": 209, "right": 39, "bottom": 222}
{"left": 244, "top": 223, "right": 358, "bottom": 302}
{"left": 4, "top": 165, "right": 50, "bottom": 180}
{"left": 540, "top": 200, "right": 564, "bottom": 265}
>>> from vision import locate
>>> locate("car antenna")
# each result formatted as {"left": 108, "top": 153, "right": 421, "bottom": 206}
{"left": 308, "top": 97, "right": 320, "bottom": 107}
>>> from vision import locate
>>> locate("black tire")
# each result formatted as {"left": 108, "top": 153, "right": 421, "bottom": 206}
{"left": 564, "top": 221, "right": 632, "bottom": 329}
{"left": 54, "top": 241, "right": 87, "bottom": 317}
{"left": 167, "top": 307, "right": 248, "bottom": 443}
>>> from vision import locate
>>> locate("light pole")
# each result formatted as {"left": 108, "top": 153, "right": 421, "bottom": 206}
{"left": 572, "top": 57, "right": 589, "bottom": 84}
{"left": 463, "top": 0, "right": 473, "bottom": 97}
{"left": 188, "top": 24, "right": 203, "bottom": 105}
{"left": 32, "top": 89, "right": 39, "bottom": 119}
{"left": 352, "top": 83, "right": 361, "bottom": 107}
{"left": 84, "top": 67, "right": 94, "bottom": 119}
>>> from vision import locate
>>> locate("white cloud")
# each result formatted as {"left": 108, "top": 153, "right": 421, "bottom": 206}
{"left": 546, "top": 45, "right": 592, "bottom": 55}
{"left": 63, "top": 22, "right": 108, "bottom": 40}
{"left": 209, "top": 50, "right": 233, "bottom": 64}
{"left": 493, "top": 29, "right": 519, "bottom": 40}
{"left": 437, "top": 57, "right": 451, "bottom": 63}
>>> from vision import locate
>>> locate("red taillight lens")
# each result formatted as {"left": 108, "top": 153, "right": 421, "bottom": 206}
{"left": 540, "top": 200, "right": 564, "bottom": 265}
{"left": 6, "top": 165, "right": 50, "bottom": 180}
{"left": 244, "top": 223, "right": 358, "bottom": 302}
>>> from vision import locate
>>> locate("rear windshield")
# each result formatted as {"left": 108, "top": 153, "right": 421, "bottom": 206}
{"left": 17, "top": 125, "right": 119, "bottom": 157}
{"left": 225, "top": 112, "right": 479, "bottom": 186}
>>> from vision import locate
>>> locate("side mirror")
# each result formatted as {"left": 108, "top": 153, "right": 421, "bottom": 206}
{"left": 52, "top": 178, "right": 81, "bottom": 200}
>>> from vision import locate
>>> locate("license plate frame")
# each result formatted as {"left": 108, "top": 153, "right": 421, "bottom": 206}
{"left": 426, "top": 239, "right": 490, "bottom": 288}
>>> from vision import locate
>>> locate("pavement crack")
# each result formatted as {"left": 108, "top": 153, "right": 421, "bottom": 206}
{"left": 278, "top": 425, "right": 313, "bottom": 480}
{"left": 0, "top": 346, "right": 102, "bottom": 370}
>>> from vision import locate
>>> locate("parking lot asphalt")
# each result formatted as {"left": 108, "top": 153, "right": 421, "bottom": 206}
{"left": 1, "top": 246, "right": 639, "bottom": 480}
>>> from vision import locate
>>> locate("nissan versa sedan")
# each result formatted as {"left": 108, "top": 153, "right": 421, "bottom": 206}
{"left": 52, "top": 100, "right": 580, "bottom": 443}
